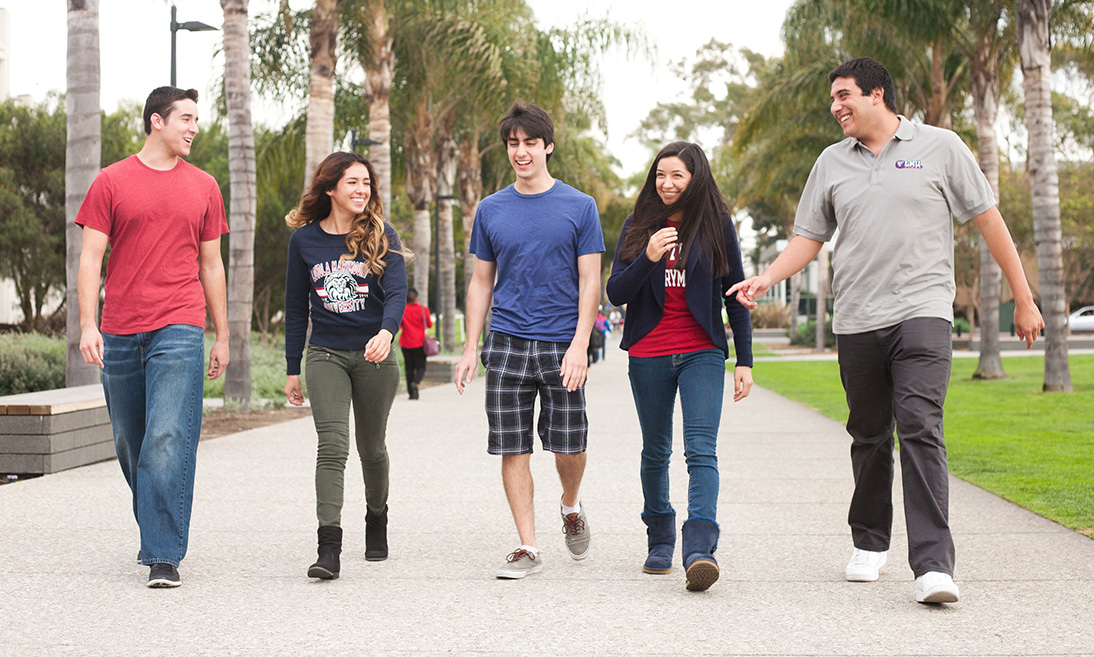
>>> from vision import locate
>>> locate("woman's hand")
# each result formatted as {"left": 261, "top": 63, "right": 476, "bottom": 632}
{"left": 284, "top": 375, "right": 304, "bottom": 406}
{"left": 645, "top": 226, "right": 678, "bottom": 262}
{"left": 364, "top": 329, "right": 393, "bottom": 363}
{"left": 733, "top": 366, "right": 753, "bottom": 402}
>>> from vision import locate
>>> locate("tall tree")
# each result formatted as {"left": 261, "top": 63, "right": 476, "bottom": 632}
{"left": 1018, "top": 0, "right": 1071, "bottom": 391}
{"left": 65, "top": 0, "right": 101, "bottom": 386}
{"left": 222, "top": 0, "right": 257, "bottom": 405}
{"left": 304, "top": 0, "right": 343, "bottom": 189}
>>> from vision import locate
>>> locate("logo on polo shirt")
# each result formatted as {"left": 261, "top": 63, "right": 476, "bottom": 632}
{"left": 895, "top": 160, "right": 923, "bottom": 169}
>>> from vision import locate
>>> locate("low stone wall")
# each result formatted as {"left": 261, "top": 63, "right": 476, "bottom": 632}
{"left": 0, "top": 385, "right": 114, "bottom": 474}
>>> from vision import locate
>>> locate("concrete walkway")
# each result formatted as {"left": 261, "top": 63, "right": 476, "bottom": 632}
{"left": 2, "top": 337, "right": 1093, "bottom": 656}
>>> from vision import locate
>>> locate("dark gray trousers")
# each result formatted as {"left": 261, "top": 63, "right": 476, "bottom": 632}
{"left": 837, "top": 317, "right": 955, "bottom": 577}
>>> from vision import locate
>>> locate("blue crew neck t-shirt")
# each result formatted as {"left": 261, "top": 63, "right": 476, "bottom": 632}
{"left": 469, "top": 180, "right": 604, "bottom": 342}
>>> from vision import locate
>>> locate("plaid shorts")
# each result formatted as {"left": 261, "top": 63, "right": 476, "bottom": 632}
{"left": 480, "top": 331, "right": 588, "bottom": 455}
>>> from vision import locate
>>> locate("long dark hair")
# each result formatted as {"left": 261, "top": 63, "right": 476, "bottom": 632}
{"left": 618, "top": 142, "right": 730, "bottom": 277}
{"left": 286, "top": 152, "right": 412, "bottom": 276}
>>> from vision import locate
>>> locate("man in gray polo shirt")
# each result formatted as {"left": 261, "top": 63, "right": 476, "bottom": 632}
{"left": 729, "top": 57, "right": 1043, "bottom": 605}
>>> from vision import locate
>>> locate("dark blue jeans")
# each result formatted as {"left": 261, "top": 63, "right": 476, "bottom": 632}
{"left": 101, "top": 324, "right": 205, "bottom": 568}
{"left": 627, "top": 348, "right": 725, "bottom": 521}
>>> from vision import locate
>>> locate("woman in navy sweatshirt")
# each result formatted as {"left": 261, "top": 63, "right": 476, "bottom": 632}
{"left": 283, "top": 152, "right": 409, "bottom": 580}
{"left": 606, "top": 142, "right": 753, "bottom": 592}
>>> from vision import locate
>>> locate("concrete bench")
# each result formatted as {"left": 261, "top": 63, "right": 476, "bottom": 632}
{"left": 423, "top": 355, "right": 462, "bottom": 383}
{"left": 0, "top": 384, "right": 114, "bottom": 474}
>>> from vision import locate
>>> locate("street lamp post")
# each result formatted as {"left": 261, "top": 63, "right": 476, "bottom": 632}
{"left": 349, "top": 130, "right": 382, "bottom": 151}
{"left": 170, "top": 4, "right": 218, "bottom": 87}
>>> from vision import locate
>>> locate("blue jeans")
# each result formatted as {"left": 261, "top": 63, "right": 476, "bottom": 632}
{"left": 102, "top": 324, "right": 205, "bottom": 567}
{"left": 628, "top": 348, "right": 725, "bottom": 521}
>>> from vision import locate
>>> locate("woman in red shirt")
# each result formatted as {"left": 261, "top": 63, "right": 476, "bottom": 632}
{"left": 606, "top": 142, "right": 753, "bottom": 592}
{"left": 398, "top": 288, "right": 433, "bottom": 399}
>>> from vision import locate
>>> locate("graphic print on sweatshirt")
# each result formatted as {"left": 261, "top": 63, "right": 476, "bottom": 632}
{"left": 312, "top": 260, "right": 370, "bottom": 313}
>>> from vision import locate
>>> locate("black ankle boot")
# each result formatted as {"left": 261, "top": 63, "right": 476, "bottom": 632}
{"left": 308, "top": 525, "right": 342, "bottom": 579}
{"left": 365, "top": 505, "right": 388, "bottom": 561}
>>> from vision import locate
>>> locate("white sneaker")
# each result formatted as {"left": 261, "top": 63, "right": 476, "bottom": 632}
{"left": 845, "top": 548, "right": 887, "bottom": 582}
{"left": 915, "top": 571, "right": 959, "bottom": 604}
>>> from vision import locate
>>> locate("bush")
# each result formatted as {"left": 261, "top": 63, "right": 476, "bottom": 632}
{"left": 0, "top": 332, "right": 65, "bottom": 395}
{"left": 750, "top": 303, "right": 790, "bottom": 329}
{"left": 953, "top": 317, "right": 970, "bottom": 335}
{"left": 789, "top": 319, "right": 836, "bottom": 348}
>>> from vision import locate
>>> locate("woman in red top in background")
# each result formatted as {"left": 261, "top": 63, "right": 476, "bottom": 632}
{"left": 398, "top": 288, "right": 433, "bottom": 399}
{"left": 606, "top": 142, "right": 753, "bottom": 592}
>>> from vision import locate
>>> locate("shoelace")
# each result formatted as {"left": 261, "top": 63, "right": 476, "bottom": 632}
{"left": 506, "top": 548, "right": 534, "bottom": 563}
{"left": 849, "top": 551, "right": 875, "bottom": 566}
{"left": 562, "top": 512, "right": 585, "bottom": 535}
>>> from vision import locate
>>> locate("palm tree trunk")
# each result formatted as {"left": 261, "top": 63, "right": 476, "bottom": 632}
{"left": 364, "top": 0, "right": 394, "bottom": 216}
{"left": 1018, "top": 0, "right": 1071, "bottom": 392}
{"left": 405, "top": 104, "right": 436, "bottom": 305}
{"left": 65, "top": 0, "right": 101, "bottom": 387}
{"left": 304, "top": 0, "right": 340, "bottom": 190}
{"left": 222, "top": 0, "right": 257, "bottom": 405}
{"left": 458, "top": 128, "right": 484, "bottom": 257}
{"left": 970, "top": 51, "right": 1006, "bottom": 380}
{"left": 437, "top": 137, "right": 458, "bottom": 352}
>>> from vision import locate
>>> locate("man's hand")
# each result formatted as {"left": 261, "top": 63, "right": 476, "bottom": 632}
{"left": 726, "top": 274, "right": 774, "bottom": 310}
{"left": 1014, "top": 302, "right": 1045, "bottom": 349}
{"left": 208, "top": 337, "right": 229, "bottom": 380}
{"left": 560, "top": 342, "right": 588, "bottom": 392}
{"left": 364, "top": 329, "right": 393, "bottom": 362}
{"left": 284, "top": 375, "right": 304, "bottom": 406}
{"left": 79, "top": 326, "right": 105, "bottom": 368}
{"left": 453, "top": 349, "right": 478, "bottom": 395}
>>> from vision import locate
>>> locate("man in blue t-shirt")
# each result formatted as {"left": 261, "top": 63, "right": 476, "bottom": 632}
{"left": 455, "top": 101, "right": 605, "bottom": 579}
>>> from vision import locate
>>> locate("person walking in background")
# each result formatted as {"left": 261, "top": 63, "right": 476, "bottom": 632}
{"left": 606, "top": 142, "right": 753, "bottom": 592}
{"left": 76, "top": 86, "right": 229, "bottom": 588}
{"left": 398, "top": 288, "right": 433, "bottom": 400}
{"left": 730, "top": 57, "right": 1043, "bottom": 604}
{"left": 283, "top": 152, "right": 409, "bottom": 580}
{"left": 454, "top": 101, "right": 604, "bottom": 579}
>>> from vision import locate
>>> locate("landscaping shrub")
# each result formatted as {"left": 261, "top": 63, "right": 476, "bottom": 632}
{"left": 750, "top": 302, "right": 790, "bottom": 329}
{"left": 789, "top": 318, "right": 836, "bottom": 348}
{"left": 0, "top": 333, "right": 65, "bottom": 395}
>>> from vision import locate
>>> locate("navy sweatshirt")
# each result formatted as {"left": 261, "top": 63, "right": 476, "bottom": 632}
{"left": 284, "top": 221, "right": 408, "bottom": 375}
{"left": 606, "top": 214, "right": 753, "bottom": 368}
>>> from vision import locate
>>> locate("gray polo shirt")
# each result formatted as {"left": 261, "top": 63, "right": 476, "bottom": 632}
{"left": 794, "top": 116, "right": 995, "bottom": 334}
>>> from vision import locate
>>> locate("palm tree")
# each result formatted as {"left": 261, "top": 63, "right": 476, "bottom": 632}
{"left": 304, "top": 0, "right": 343, "bottom": 189}
{"left": 1018, "top": 0, "right": 1071, "bottom": 391}
{"left": 222, "top": 0, "right": 258, "bottom": 405}
{"left": 65, "top": 0, "right": 101, "bottom": 387}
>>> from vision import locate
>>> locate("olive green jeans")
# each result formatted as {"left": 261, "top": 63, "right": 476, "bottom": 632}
{"left": 305, "top": 344, "right": 399, "bottom": 527}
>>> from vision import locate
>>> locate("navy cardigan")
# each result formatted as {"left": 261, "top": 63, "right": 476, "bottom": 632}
{"left": 605, "top": 214, "right": 753, "bottom": 368}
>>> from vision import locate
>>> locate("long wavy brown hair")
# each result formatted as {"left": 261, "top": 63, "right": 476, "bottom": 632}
{"left": 618, "top": 142, "right": 730, "bottom": 277}
{"left": 286, "top": 151, "right": 412, "bottom": 275}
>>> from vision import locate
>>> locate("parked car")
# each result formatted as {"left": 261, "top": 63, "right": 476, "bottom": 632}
{"left": 1067, "top": 306, "right": 1094, "bottom": 333}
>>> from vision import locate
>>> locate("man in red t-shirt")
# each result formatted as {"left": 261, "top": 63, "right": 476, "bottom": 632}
{"left": 398, "top": 287, "right": 433, "bottom": 399}
{"left": 76, "top": 86, "right": 229, "bottom": 589}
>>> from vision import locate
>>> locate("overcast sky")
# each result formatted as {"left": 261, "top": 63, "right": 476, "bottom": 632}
{"left": 1, "top": 0, "right": 794, "bottom": 175}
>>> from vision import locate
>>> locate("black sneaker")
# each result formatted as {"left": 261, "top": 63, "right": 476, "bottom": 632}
{"left": 147, "top": 563, "right": 181, "bottom": 588}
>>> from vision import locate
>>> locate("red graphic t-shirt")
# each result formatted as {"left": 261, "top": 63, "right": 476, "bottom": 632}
{"left": 628, "top": 220, "right": 717, "bottom": 357}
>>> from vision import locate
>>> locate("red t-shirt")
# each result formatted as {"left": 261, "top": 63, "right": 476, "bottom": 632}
{"left": 75, "top": 155, "right": 229, "bottom": 334}
{"left": 629, "top": 220, "right": 717, "bottom": 357}
{"left": 399, "top": 302, "right": 433, "bottom": 348}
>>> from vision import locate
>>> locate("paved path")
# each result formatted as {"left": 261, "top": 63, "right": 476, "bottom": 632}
{"left": 3, "top": 337, "right": 1093, "bottom": 656}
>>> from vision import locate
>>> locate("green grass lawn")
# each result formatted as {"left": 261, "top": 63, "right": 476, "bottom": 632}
{"left": 753, "top": 355, "right": 1094, "bottom": 535}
